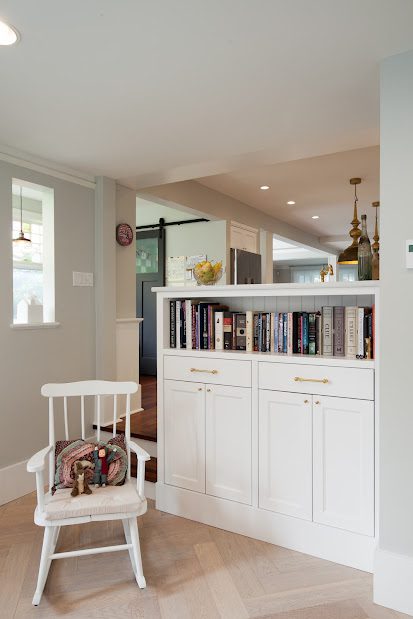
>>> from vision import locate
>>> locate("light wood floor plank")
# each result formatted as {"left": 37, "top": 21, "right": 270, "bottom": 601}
{"left": 195, "top": 541, "right": 249, "bottom": 619}
{"left": 0, "top": 543, "right": 32, "bottom": 618}
{"left": 0, "top": 493, "right": 411, "bottom": 619}
{"left": 175, "top": 556, "right": 221, "bottom": 619}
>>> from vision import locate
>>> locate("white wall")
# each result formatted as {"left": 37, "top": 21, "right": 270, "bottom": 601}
{"left": 136, "top": 198, "right": 228, "bottom": 284}
{"left": 142, "top": 180, "right": 333, "bottom": 254}
{"left": 136, "top": 196, "right": 198, "bottom": 226}
{"left": 0, "top": 160, "right": 96, "bottom": 471}
{"left": 374, "top": 48, "right": 413, "bottom": 616}
{"left": 116, "top": 184, "right": 136, "bottom": 319}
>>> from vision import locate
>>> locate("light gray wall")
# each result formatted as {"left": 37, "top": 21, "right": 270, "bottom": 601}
{"left": 116, "top": 184, "right": 136, "bottom": 319}
{"left": 0, "top": 161, "right": 96, "bottom": 468}
{"left": 379, "top": 50, "right": 413, "bottom": 558}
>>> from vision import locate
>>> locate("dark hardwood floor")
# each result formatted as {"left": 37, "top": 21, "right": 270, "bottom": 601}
{"left": 96, "top": 375, "right": 157, "bottom": 482}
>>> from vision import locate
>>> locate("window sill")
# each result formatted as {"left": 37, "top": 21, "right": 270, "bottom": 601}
{"left": 10, "top": 322, "right": 60, "bottom": 330}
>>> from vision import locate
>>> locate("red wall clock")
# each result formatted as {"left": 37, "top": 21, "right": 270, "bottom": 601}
{"left": 116, "top": 223, "right": 134, "bottom": 246}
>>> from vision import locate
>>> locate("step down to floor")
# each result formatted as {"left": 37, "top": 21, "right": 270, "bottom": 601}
{"left": 94, "top": 407, "right": 157, "bottom": 443}
{"left": 131, "top": 454, "right": 157, "bottom": 483}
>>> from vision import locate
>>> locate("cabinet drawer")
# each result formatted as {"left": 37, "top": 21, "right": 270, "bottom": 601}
{"left": 164, "top": 355, "right": 251, "bottom": 387}
{"left": 259, "top": 362, "right": 374, "bottom": 400}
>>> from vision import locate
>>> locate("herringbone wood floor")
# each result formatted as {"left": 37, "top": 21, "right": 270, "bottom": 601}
{"left": 0, "top": 493, "right": 410, "bottom": 619}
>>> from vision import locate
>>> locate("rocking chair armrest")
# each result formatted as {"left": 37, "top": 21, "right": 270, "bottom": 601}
{"left": 27, "top": 445, "right": 53, "bottom": 473}
{"left": 128, "top": 441, "right": 150, "bottom": 462}
{"left": 128, "top": 441, "right": 150, "bottom": 498}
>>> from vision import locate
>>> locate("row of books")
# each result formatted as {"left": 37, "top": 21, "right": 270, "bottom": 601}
{"left": 169, "top": 300, "right": 375, "bottom": 359}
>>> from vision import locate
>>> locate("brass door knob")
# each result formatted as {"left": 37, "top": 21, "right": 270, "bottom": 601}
{"left": 315, "top": 400, "right": 320, "bottom": 405}
{"left": 304, "top": 399, "right": 309, "bottom": 404}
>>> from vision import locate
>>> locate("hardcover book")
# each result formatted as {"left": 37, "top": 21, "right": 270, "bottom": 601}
{"left": 287, "top": 312, "right": 293, "bottom": 355}
{"left": 170, "top": 300, "right": 176, "bottom": 348}
{"left": 322, "top": 306, "right": 333, "bottom": 356}
{"left": 345, "top": 306, "right": 358, "bottom": 358}
{"left": 181, "top": 300, "right": 186, "bottom": 348}
{"left": 308, "top": 312, "right": 316, "bottom": 355}
{"left": 302, "top": 312, "right": 309, "bottom": 355}
{"left": 357, "top": 307, "right": 365, "bottom": 358}
{"left": 223, "top": 312, "right": 233, "bottom": 350}
{"left": 175, "top": 300, "right": 181, "bottom": 350}
{"left": 215, "top": 311, "right": 224, "bottom": 350}
{"left": 246, "top": 310, "right": 254, "bottom": 352}
{"left": 315, "top": 312, "right": 322, "bottom": 355}
{"left": 235, "top": 313, "right": 247, "bottom": 350}
{"left": 333, "top": 306, "right": 345, "bottom": 356}
{"left": 292, "top": 312, "right": 299, "bottom": 354}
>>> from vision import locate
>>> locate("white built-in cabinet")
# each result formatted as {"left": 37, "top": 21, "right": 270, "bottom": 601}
{"left": 259, "top": 390, "right": 312, "bottom": 520}
{"left": 259, "top": 389, "right": 374, "bottom": 535}
{"left": 206, "top": 384, "right": 251, "bottom": 504}
{"left": 164, "top": 378, "right": 252, "bottom": 504}
{"left": 164, "top": 380, "right": 205, "bottom": 493}
{"left": 156, "top": 282, "right": 379, "bottom": 572}
{"left": 230, "top": 221, "right": 258, "bottom": 253}
{"left": 313, "top": 395, "right": 374, "bottom": 536}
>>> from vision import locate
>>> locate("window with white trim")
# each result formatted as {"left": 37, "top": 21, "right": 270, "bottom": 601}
{"left": 12, "top": 179, "right": 55, "bottom": 324}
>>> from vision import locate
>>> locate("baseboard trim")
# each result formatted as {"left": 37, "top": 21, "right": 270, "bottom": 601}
{"left": 144, "top": 481, "right": 155, "bottom": 500}
{"left": 0, "top": 459, "right": 36, "bottom": 506}
{"left": 374, "top": 548, "right": 413, "bottom": 616}
{"left": 156, "top": 482, "right": 375, "bottom": 572}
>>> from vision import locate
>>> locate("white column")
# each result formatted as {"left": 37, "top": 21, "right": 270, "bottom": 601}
{"left": 260, "top": 229, "right": 274, "bottom": 284}
{"left": 95, "top": 177, "right": 117, "bottom": 424}
{"left": 374, "top": 49, "right": 413, "bottom": 617}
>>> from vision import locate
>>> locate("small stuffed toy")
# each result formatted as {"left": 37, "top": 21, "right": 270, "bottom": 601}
{"left": 71, "top": 460, "right": 93, "bottom": 497}
{"left": 93, "top": 444, "right": 117, "bottom": 487}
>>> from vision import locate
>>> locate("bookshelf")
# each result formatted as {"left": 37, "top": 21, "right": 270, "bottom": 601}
{"left": 154, "top": 282, "right": 379, "bottom": 573}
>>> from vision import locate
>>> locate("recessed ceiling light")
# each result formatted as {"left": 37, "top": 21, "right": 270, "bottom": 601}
{"left": 260, "top": 185, "right": 270, "bottom": 191}
{"left": 0, "top": 20, "right": 19, "bottom": 45}
{"left": 287, "top": 200, "right": 295, "bottom": 205}
{"left": 312, "top": 215, "right": 320, "bottom": 220}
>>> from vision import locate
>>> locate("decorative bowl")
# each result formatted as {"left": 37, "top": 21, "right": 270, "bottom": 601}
{"left": 193, "top": 260, "right": 224, "bottom": 286}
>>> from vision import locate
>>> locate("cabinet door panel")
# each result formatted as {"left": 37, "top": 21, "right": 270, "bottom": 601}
{"left": 206, "top": 385, "right": 251, "bottom": 504}
{"left": 230, "top": 225, "right": 257, "bottom": 253}
{"left": 164, "top": 380, "right": 205, "bottom": 493}
{"left": 313, "top": 396, "right": 374, "bottom": 535}
{"left": 259, "top": 390, "right": 312, "bottom": 520}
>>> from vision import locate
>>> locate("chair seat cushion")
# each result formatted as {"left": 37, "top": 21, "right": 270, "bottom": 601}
{"left": 42, "top": 480, "right": 144, "bottom": 521}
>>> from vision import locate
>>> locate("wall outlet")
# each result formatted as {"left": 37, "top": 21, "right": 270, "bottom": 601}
{"left": 73, "top": 271, "right": 94, "bottom": 286}
{"left": 406, "top": 241, "right": 413, "bottom": 269}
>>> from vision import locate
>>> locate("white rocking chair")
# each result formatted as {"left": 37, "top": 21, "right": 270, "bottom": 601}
{"left": 27, "top": 380, "right": 150, "bottom": 606}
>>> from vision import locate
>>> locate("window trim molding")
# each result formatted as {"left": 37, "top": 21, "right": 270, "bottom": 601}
{"left": 10, "top": 322, "right": 60, "bottom": 330}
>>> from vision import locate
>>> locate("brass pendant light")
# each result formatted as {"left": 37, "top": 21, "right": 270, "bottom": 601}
{"left": 13, "top": 185, "right": 31, "bottom": 245}
{"left": 371, "top": 200, "right": 380, "bottom": 280}
{"left": 338, "top": 177, "right": 362, "bottom": 265}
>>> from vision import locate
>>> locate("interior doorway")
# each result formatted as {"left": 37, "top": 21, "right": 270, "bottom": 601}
{"left": 136, "top": 227, "right": 165, "bottom": 376}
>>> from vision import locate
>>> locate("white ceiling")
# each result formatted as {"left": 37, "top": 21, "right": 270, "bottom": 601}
{"left": 273, "top": 238, "right": 328, "bottom": 262}
{"left": 0, "top": 1, "right": 413, "bottom": 188}
{"left": 197, "top": 146, "right": 380, "bottom": 242}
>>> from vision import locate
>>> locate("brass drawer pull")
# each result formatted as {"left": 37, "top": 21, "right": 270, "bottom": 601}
{"left": 190, "top": 368, "right": 218, "bottom": 375}
{"left": 294, "top": 376, "right": 329, "bottom": 384}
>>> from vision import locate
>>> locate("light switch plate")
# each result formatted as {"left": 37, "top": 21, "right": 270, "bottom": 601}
{"left": 406, "top": 241, "right": 413, "bottom": 269}
{"left": 73, "top": 271, "right": 94, "bottom": 286}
